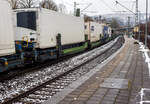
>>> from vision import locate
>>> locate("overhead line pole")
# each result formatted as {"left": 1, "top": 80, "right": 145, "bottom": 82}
{"left": 135, "top": 0, "right": 138, "bottom": 25}
{"left": 138, "top": 11, "right": 141, "bottom": 42}
{"left": 135, "top": 0, "right": 141, "bottom": 42}
{"left": 128, "top": 16, "right": 131, "bottom": 36}
{"left": 145, "top": 0, "right": 148, "bottom": 48}
{"left": 74, "top": 2, "right": 77, "bottom": 16}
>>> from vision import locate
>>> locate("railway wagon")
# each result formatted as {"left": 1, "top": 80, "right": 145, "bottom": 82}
{"left": 0, "top": 0, "right": 22, "bottom": 72}
{"left": 14, "top": 8, "right": 87, "bottom": 62}
{"left": 84, "top": 21, "right": 103, "bottom": 48}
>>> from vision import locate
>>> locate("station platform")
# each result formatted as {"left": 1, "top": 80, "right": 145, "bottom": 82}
{"left": 44, "top": 37, "right": 150, "bottom": 104}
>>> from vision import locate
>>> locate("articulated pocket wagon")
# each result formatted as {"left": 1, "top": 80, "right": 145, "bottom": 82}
{"left": 14, "top": 8, "right": 88, "bottom": 63}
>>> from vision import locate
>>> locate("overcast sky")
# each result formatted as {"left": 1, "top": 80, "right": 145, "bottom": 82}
{"left": 54, "top": 0, "right": 150, "bottom": 16}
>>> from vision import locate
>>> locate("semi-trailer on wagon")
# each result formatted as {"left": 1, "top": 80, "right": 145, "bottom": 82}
{"left": 0, "top": 0, "right": 23, "bottom": 72}
{"left": 14, "top": 8, "right": 87, "bottom": 62}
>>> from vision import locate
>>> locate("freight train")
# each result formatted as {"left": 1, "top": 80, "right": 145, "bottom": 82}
{"left": 0, "top": 0, "right": 118, "bottom": 73}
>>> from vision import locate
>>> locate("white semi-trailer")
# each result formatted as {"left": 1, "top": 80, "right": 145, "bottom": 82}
{"left": 0, "top": 0, "right": 16, "bottom": 56}
{"left": 13, "top": 8, "right": 86, "bottom": 61}
{"left": 14, "top": 8, "right": 85, "bottom": 49}
{"left": 85, "top": 21, "right": 103, "bottom": 42}
{"left": 108, "top": 27, "right": 112, "bottom": 37}
{"left": 0, "top": 0, "right": 22, "bottom": 72}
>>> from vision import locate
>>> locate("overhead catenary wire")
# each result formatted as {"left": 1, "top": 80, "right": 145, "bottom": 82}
{"left": 95, "top": 0, "right": 116, "bottom": 15}
{"left": 131, "top": 1, "right": 135, "bottom": 12}
{"left": 145, "top": 0, "right": 148, "bottom": 48}
{"left": 115, "top": 1, "right": 136, "bottom": 15}
{"left": 100, "top": 0, "right": 116, "bottom": 11}
{"left": 81, "top": 3, "right": 92, "bottom": 12}
{"left": 76, "top": 1, "right": 99, "bottom": 15}
{"left": 91, "top": 1, "right": 102, "bottom": 14}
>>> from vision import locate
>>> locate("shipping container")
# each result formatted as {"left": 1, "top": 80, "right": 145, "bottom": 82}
{"left": 14, "top": 8, "right": 85, "bottom": 49}
{"left": 85, "top": 21, "right": 103, "bottom": 42}
{"left": 0, "top": 0, "right": 16, "bottom": 56}
{"left": 103, "top": 26, "right": 109, "bottom": 38}
{"left": 108, "top": 27, "right": 112, "bottom": 37}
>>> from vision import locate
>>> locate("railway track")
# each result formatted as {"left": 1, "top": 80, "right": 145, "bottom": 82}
{"left": 0, "top": 52, "right": 82, "bottom": 82}
{"left": 1, "top": 37, "right": 124, "bottom": 104}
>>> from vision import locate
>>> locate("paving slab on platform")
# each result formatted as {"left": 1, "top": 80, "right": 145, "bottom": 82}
{"left": 143, "top": 89, "right": 150, "bottom": 101}
{"left": 100, "top": 78, "right": 129, "bottom": 89}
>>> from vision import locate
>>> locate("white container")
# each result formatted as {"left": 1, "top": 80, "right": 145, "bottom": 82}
{"left": 0, "top": 0, "right": 15, "bottom": 56}
{"left": 108, "top": 27, "right": 112, "bottom": 37}
{"left": 14, "top": 8, "right": 85, "bottom": 49}
{"left": 85, "top": 22, "right": 103, "bottom": 42}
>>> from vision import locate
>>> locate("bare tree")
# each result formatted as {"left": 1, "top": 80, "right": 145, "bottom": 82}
{"left": 84, "top": 15, "right": 93, "bottom": 22}
{"left": 40, "top": 0, "right": 58, "bottom": 11}
{"left": 7, "top": 0, "right": 58, "bottom": 10}
{"left": 7, "top": 0, "right": 19, "bottom": 9}
{"left": 110, "top": 18, "right": 120, "bottom": 28}
{"left": 18, "top": 0, "right": 38, "bottom": 8}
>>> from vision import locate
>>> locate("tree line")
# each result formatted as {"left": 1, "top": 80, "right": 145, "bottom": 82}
{"left": 7, "top": 0, "right": 65, "bottom": 12}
